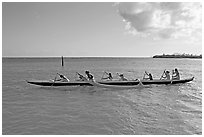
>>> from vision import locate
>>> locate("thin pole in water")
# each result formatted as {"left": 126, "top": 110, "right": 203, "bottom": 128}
{"left": 61, "top": 56, "right": 64, "bottom": 67}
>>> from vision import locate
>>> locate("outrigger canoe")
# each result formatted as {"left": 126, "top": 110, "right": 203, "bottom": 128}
{"left": 26, "top": 77, "right": 194, "bottom": 87}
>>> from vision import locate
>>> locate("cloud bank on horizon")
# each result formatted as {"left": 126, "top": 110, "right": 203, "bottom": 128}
{"left": 116, "top": 2, "right": 202, "bottom": 42}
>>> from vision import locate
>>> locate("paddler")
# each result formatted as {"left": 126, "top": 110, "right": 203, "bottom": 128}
{"left": 56, "top": 73, "right": 70, "bottom": 82}
{"left": 102, "top": 72, "right": 113, "bottom": 81}
{"left": 118, "top": 73, "right": 128, "bottom": 81}
{"left": 76, "top": 72, "right": 87, "bottom": 81}
{"left": 161, "top": 70, "right": 170, "bottom": 80}
{"left": 85, "top": 71, "right": 94, "bottom": 80}
{"left": 143, "top": 71, "right": 153, "bottom": 80}
{"left": 172, "top": 68, "right": 180, "bottom": 80}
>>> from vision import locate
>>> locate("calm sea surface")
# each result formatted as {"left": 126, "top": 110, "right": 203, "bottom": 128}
{"left": 2, "top": 57, "right": 202, "bottom": 135}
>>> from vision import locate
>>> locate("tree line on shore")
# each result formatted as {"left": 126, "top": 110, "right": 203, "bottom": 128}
{"left": 153, "top": 53, "right": 202, "bottom": 58}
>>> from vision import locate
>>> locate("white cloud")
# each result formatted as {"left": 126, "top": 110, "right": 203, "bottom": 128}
{"left": 117, "top": 2, "right": 202, "bottom": 41}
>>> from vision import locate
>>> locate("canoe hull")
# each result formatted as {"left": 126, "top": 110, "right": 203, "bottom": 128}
{"left": 26, "top": 77, "right": 194, "bottom": 87}
{"left": 99, "top": 77, "right": 194, "bottom": 85}
{"left": 26, "top": 80, "right": 92, "bottom": 86}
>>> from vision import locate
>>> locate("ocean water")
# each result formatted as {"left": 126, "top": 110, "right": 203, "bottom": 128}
{"left": 2, "top": 57, "right": 202, "bottom": 135}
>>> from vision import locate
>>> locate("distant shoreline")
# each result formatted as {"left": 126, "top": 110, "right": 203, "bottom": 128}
{"left": 153, "top": 54, "right": 202, "bottom": 59}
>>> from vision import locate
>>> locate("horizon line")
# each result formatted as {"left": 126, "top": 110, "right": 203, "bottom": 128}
{"left": 2, "top": 56, "right": 152, "bottom": 58}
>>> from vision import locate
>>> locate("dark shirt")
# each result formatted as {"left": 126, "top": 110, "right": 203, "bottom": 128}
{"left": 149, "top": 74, "right": 153, "bottom": 80}
{"left": 87, "top": 73, "right": 93, "bottom": 80}
{"left": 108, "top": 74, "right": 113, "bottom": 79}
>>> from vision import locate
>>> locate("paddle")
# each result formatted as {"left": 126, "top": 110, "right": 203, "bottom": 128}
{"left": 143, "top": 71, "right": 149, "bottom": 79}
{"left": 101, "top": 71, "right": 106, "bottom": 80}
{"left": 116, "top": 72, "right": 124, "bottom": 78}
{"left": 51, "top": 74, "right": 58, "bottom": 87}
{"left": 160, "top": 69, "right": 166, "bottom": 80}
{"left": 143, "top": 73, "right": 146, "bottom": 80}
{"left": 101, "top": 71, "right": 111, "bottom": 80}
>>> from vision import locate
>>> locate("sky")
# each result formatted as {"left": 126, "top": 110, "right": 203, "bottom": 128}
{"left": 2, "top": 2, "right": 202, "bottom": 57}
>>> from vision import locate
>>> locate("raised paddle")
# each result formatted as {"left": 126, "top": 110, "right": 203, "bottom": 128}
{"left": 101, "top": 71, "right": 106, "bottom": 80}
{"left": 160, "top": 69, "right": 166, "bottom": 80}
{"left": 143, "top": 71, "right": 149, "bottom": 79}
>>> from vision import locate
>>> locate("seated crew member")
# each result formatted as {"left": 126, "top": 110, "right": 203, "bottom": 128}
{"left": 76, "top": 72, "right": 87, "bottom": 81}
{"left": 85, "top": 71, "right": 94, "bottom": 80}
{"left": 102, "top": 72, "right": 113, "bottom": 80}
{"left": 56, "top": 73, "right": 69, "bottom": 82}
{"left": 161, "top": 70, "right": 170, "bottom": 80}
{"left": 172, "top": 68, "right": 180, "bottom": 80}
{"left": 118, "top": 73, "right": 128, "bottom": 81}
{"left": 143, "top": 71, "right": 153, "bottom": 80}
